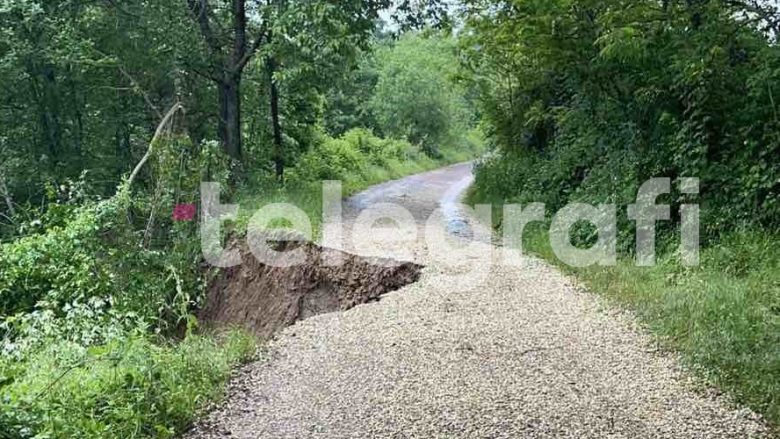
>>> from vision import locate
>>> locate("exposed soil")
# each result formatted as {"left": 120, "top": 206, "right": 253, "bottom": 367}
{"left": 200, "top": 234, "right": 422, "bottom": 339}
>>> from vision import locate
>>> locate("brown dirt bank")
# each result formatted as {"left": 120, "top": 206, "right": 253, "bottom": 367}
{"left": 200, "top": 234, "right": 423, "bottom": 339}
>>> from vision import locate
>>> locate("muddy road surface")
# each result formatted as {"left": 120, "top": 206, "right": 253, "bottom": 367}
{"left": 186, "top": 164, "right": 768, "bottom": 438}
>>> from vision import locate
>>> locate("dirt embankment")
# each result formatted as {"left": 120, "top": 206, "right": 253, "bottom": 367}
{"left": 200, "top": 235, "right": 422, "bottom": 339}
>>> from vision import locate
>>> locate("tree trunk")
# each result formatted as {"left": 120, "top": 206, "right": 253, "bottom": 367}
{"left": 0, "top": 174, "right": 15, "bottom": 218}
{"left": 68, "top": 71, "right": 84, "bottom": 159}
{"left": 218, "top": 75, "right": 243, "bottom": 160}
{"left": 185, "top": 0, "right": 268, "bottom": 166}
{"left": 267, "top": 56, "right": 284, "bottom": 181}
{"left": 38, "top": 65, "right": 62, "bottom": 161}
{"left": 115, "top": 123, "right": 130, "bottom": 176}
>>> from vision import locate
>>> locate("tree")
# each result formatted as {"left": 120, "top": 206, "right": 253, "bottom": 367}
{"left": 183, "top": 0, "right": 449, "bottom": 169}
{"left": 462, "top": 0, "right": 779, "bottom": 236}
{"left": 370, "top": 33, "right": 471, "bottom": 156}
{"left": 184, "top": 0, "right": 268, "bottom": 160}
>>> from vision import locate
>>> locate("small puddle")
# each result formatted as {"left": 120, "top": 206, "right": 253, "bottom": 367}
{"left": 440, "top": 174, "right": 476, "bottom": 239}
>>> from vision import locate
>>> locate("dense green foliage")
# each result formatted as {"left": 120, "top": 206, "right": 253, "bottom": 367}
{"left": 0, "top": 0, "right": 394, "bottom": 210}
{"left": 463, "top": 0, "right": 779, "bottom": 425}
{"left": 292, "top": 129, "right": 431, "bottom": 183}
{"left": 370, "top": 34, "right": 474, "bottom": 156}
{"left": 1, "top": 133, "right": 227, "bottom": 351}
{"left": 464, "top": 0, "right": 779, "bottom": 244}
{"left": 0, "top": 0, "right": 477, "bottom": 434}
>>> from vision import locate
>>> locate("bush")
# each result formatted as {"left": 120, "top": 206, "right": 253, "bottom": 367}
{"left": 0, "top": 188, "right": 201, "bottom": 358}
{"left": 370, "top": 33, "right": 474, "bottom": 156}
{"left": 0, "top": 198, "right": 122, "bottom": 317}
{"left": 289, "top": 129, "right": 425, "bottom": 185}
{"left": 293, "top": 136, "right": 368, "bottom": 182}
{"left": 340, "top": 128, "right": 422, "bottom": 164}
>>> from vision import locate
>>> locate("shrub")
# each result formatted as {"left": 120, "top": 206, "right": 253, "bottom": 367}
{"left": 290, "top": 129, "right": 425, "bottom": 185}
{"left": 292, "top": 137, "right": 367, "bottom": 182}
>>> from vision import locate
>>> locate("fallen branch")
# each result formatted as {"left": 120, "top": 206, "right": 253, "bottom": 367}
{"left": 127, "top": 103, "right": 184, "bottom": 188}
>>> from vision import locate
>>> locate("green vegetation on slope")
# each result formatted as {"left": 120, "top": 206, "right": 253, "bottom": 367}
{"left": 1, "top": 332, "right": 255, "bottom": 438}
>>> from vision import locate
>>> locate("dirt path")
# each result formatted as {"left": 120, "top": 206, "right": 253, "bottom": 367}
{"left": 186, "top": 164, "right": 768, "bottom": 438}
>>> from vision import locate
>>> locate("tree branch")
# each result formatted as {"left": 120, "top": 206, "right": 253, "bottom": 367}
{"left": 186, "top": 0, "right": 222, "bottom": 55}
{"left": 724, "top": 0, "right": 780, "bottom": 34}
{"left": 236, "top": 21, "right": 268, "bottom": 71}
{"left": 127, "top": 103, "right": 185, "bottom": 188}
{"left": 116, "top": 64, "right": 163, "bottom": 119}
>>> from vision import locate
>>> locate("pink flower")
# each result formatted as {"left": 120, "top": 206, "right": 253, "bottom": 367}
{"left": 172, "top": 204, "right": 197, "bottom": 221}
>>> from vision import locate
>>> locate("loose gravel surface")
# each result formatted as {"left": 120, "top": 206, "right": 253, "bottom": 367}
{"left": 186, "top": 164, "right": 769, "bottom": 438}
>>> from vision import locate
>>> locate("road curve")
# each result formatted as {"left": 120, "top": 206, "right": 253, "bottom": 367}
{"left": 186, "top": 164, "right": 768, "bottom": 438}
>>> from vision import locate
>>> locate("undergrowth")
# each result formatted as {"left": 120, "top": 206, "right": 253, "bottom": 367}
{"left": 0, "top": 331, "right": 255, "bottom": 439}
{"left": 0, "top": 138, "right": 259, "bottom": 439}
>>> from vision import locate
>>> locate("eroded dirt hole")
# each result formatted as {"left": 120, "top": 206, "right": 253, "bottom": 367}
{"left": 200, "top": 235, "right": 423, "bottom": 339}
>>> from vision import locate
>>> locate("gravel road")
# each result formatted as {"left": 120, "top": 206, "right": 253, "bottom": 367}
{"left": 186, "top": 163, "right": 769, "bottom": 438}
